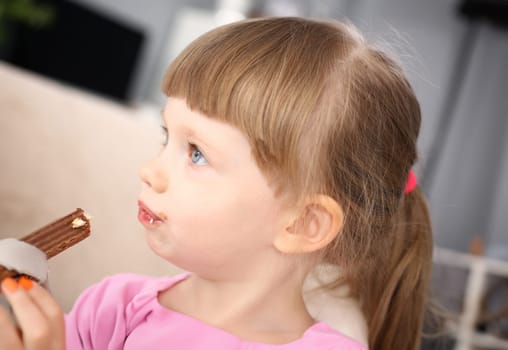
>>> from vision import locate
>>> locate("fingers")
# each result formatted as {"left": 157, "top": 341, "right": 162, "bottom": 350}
{"left": 24, "top": 278, "right": 66, "bottom": 349}
{"left": 0, "top": 303, "right": 23, "bottom": 350}
{"left": 1, "top": 277, "right": 65, "bottom": 350}
{"left": 2, "top": 277, "right": 49, "bottom": 348}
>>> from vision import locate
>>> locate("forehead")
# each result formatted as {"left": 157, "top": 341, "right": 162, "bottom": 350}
{"left": 163, "top": 97, "right": 236, "bottom": 134}
{"left": 163, "top": 97, "right": 252, "bottom": 157}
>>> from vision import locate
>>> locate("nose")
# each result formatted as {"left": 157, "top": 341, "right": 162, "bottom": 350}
{"left": 139, "top": 158, "right": 169, "bottom": 193}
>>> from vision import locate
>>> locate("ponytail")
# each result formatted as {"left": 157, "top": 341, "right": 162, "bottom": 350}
{"left": 368, "top": 188, "right": 433, "bottom": 349}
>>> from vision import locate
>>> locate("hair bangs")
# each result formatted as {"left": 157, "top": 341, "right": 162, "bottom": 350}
{"left": 161, "top": 18, "right": 339, "bottom": 200}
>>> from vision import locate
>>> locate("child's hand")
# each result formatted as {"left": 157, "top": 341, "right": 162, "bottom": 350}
{"left": 0, "top": 277, "right": 65, "bottom": 350}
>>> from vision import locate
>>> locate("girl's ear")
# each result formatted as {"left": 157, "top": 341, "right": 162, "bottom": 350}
{"left": 273, "top": 195, "right": 344, "bottom": 254}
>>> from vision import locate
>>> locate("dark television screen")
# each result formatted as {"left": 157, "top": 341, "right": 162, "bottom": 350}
{"left": 7, "top": 0, "right": 144, "bottom": 102}
{"left": 459, "top": 0, "right": 508, "bottom": 27}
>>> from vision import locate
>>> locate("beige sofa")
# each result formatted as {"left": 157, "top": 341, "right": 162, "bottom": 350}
{"left": 0, "top": 62, "right": 181, "bottom": 311}
{"left": 0, "top": 62, "right": 367, "bottom": 345}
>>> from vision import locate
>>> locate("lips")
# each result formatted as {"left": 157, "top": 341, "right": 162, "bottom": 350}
{"left": 137, "top": 200, "right": 164, "bottom": 227}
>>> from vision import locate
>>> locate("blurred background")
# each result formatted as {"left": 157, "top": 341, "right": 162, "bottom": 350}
{"left": 1, "top": 0, "right": 508, "bottom": 349}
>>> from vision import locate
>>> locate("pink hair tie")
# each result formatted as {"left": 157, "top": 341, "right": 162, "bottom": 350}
{"left": 404, "top": 170, "right": 417, "bottom": 194}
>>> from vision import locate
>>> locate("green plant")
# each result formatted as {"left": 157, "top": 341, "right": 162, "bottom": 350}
{"left": 0, "top": 0, "right": 55, "bottom": 43}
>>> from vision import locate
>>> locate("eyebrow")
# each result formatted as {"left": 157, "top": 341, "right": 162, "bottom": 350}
{"left": 160, "top": 109, "right": 221, "bottom": 158}
{"left": 183, "top": 126, "right": 218, "bottom": 154}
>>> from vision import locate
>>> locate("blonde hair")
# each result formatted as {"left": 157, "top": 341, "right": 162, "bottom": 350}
{"left": 162, "top": 17, "right": 433, "bottom": 350}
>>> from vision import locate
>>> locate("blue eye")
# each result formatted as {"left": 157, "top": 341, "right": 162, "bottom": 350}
{"left": 189, "top": 144, "right": 208, "bottom": 165}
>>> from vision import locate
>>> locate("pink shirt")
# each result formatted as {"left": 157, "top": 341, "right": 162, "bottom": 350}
{"left": 65, "top": 273, "right": 368, "bottom": 350}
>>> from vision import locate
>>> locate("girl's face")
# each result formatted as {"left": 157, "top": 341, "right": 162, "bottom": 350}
{"left": 138, "top": 97, "right": 290, "bottom": 278}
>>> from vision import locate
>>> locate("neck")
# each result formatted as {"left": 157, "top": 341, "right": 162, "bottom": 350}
{"left": 160, "top": 257, "right": 316, "bottom": 343}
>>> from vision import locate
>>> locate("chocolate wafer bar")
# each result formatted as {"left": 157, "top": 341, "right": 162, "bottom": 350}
{"left": 0, "top": 208, "right": 91, "bottom": 281}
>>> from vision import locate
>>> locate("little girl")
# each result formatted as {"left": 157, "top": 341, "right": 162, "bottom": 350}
{"left": 0, "top": 17, "right": 433, "bottom": 350}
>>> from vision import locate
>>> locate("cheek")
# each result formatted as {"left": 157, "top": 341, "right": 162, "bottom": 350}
{"left": 215, "top": 187, "right": 282, "bottom": 243}
{"left": 172, "top": 184, "right": 280, "bottom": 247}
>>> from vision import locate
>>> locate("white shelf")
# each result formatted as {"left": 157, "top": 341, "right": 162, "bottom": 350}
{"left": 433, "top": 247, "right": 508, "bottom": 350}
{"left": 471, "top": 332, "right": 508, "bottom": 349}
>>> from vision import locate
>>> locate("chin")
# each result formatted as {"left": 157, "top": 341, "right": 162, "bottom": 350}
{"left": 144, "top": 232, "right": 185, "bottom": 268}
{"left": 145, "top": 231, "right": 169, "bottom": 258}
